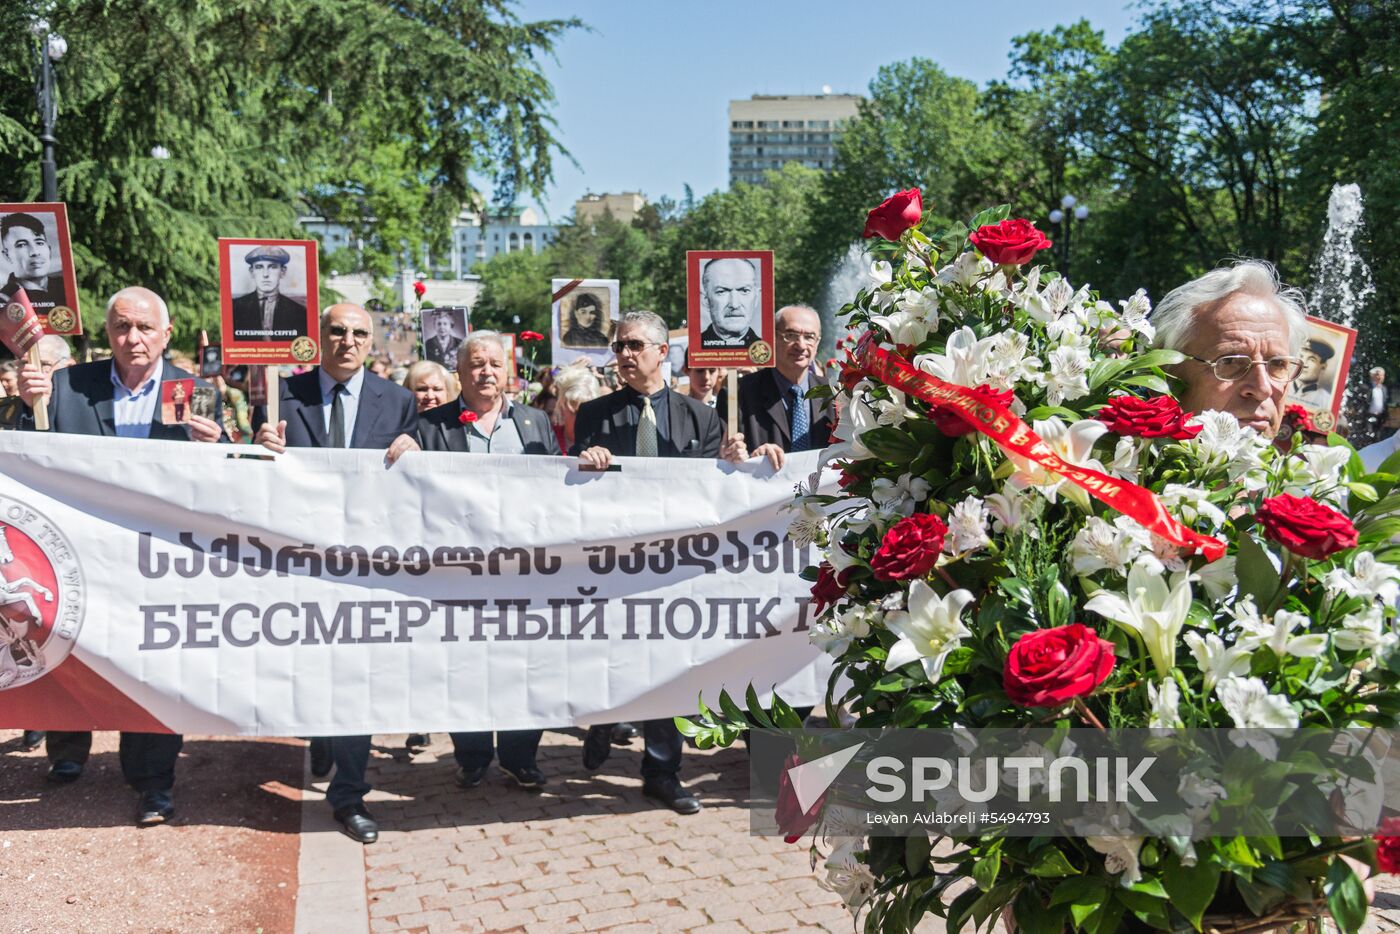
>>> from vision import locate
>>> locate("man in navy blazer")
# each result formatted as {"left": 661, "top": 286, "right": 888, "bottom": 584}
{"left": 254, "top": 302, "right": 419, "bottom": 845}
{"left": 571, "top": 311, "right": 745, "bottom": 815}
{"left": 15, "top": 286, "right": 225, "bottom": 827}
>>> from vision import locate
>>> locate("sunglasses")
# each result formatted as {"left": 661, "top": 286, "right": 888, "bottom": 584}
{"left": 327, "top": 324, "right": 372, "bottom": 342}
{"left": 610, "top": 339, "right": 660, "bottom": 354}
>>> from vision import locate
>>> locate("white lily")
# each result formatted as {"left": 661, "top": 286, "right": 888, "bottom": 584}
{"left": 1216, "top": 675, "right": 1299, "bottom": 729}
{"left": 1183, "top": 632, "right": 1252, "bottom": 692}
{"left": 1007, "top": 417, "right": 1110, "bottom": 509}
{"left": 1192, "top": 555, "right": 1237, "bottom": 602}
{"left": 883, "top": 581, "right": 975, "bottom": 682}
{"left": 870, "top": 308, "right": 932, "bottom": 347}
{"left": 875, "top": 388, "right": 916, "bottom": 429}
{"left": 828, "top": 386, "right": 879, "bottom": 462}
{"left": 1325, "top": 552, "right": 1400, "bottom": 606}
{"left": 1235, "top": 608, "right": 1328, "bottom": 659}
{"left": 1084, "top": 561, "right": 1193, "bottom": 677}
{"left": 869, "top": 260, "right": 892, "bottom": 287}
{"left": 986, "top": 483, "right": 1035, "bottom": 535}
{"left": 1107, "top": 436, "right": 1143, "bottom": 483}
{"left": 912, "top": 326, "right": 990, "bottom": 389}
{"left": 936, "top": 250, "right": 991, "bottom": 288}
{"left": 1147, "top": 679, "right": 1183, "bottom": 728}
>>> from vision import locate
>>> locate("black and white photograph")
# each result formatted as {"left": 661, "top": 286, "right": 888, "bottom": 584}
{"left": 550, "top": 278, "right": 619, "bottom": 368}
{"left": 228, "top": 243, "right": 310, "bottom": 342}
{"left": 0, "top": 202, "right": 81, "bottom": 334}
{"left": 685, "top": 250, "right": 775, "bottom": 368}
{"left": 1285, "top": 315, "right": 1357, "bottom": 431}
{"left": 420, "top": 306, "right": 468, "bottom": 367}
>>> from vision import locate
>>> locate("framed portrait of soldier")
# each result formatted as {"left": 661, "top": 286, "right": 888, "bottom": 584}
{"left": 686, "top": 250, "right": 775, "bottom": 368}
{"left": 551, "top": 278, "right": 619, "bottom": 368}
{"left": 419, "top": 306, "right": 467, "bottom": 368}
{"left": 1285, "top": 316, "right": 1357, "bottom": 433}
{"left": 161, "top": 378, "right": 195, "bottom": 425}
{"left": 0, "top": 202, "right": 81, "bottom": 336}
{"left": 218, "top": 238, "right": 320, "bottom": 366}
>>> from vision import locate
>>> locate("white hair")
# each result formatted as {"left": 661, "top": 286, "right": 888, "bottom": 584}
{"left": 1151, "top": 260, "right": 1308, "bottom": 356}
{"left": 456, "top": 329, "right": 509, "bottom": 369}
{"left": 1370, "top": 367, "right": 1385, "bottom": 380}
{"left": 36, "top": 334, "right": 72, "bottom": 364}
{"left": 553, "top": 364, "right": 602, "bottom": 409}
{"left": 105, "top": 287, "right": 169, "bottom": 328}
{"left": 618, "top": 310, "right": 668, "bottom": 346}
{"left": 404, "top": 359, "right": 451, "bottom": 391}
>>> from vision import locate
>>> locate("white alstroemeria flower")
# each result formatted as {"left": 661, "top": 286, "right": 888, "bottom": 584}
{"left": 871, "top": 473, "right": 931, "bottom": 518}
{"left": 1325, "top": 552, "right": 1400, "bottom": 606}
{"left": 1118, "top": 289, "right": 1154, "bottom": 340}
{"left": 1107, "top": 436, "right": 1143, "bottom": 483}
{"left": 786, "top": 502, "right": 828, "bottom": 548}
{"left": 1224, "top": 595, "right": 1263, "bottom": 635}
{"left": 829, "top": 386, "right": 879, "bottom": 462}
{"left": 883, "top": 581, "right": 975, "bottom": 682}
{"left": 1332, "top": 606, "right": 1396, "bottom": 653}
{"left": 1216, "top": 675, "right": 1299, "bottom": 730}
{"left": 1148, "top": 679, "right": 1183, "bottom": 728}
{"left": 1044, "top": 344, "right": 1092, "bottom": 405}
{"left": 811, "top": 604, "right": 879, "bottom": 655}
{"left": 936, "top": 250, "right": 992, "bottom": 288}
{"left": 1235, "top": 608, "right": 1328, "bottom": 659}
{"left": 1086, "top": 834, "right": 1145, "bottom": 887}
{"left": 1041, "top": 276, "right": 1074, "bottom": 315}
{"left": 897, "top": 286, "right": 939, "bottom": 318}
{"left": 912, "top": 326, "right": 990, "bottom": 389}
{"left": 822, "top": 841, "right": 876, "bottom": 910}
{"left": 1184, "top": 632, "right": 1252, "bottom": 692}
{"left": 1070, "top": 515, "right": 1152, "bottom": 577}
{"left": 869, "top": 260, "right": 892, "bottom": 287}
{"left": 1192, "top": 555, "right": 1237, "bottom": 602}
{"left": 1084, "top": 561, "right": 1193, "bottom": 677}
{"left": 1160, "top": 484, "right": 1228, "bottom": 530}
{"left": 982, "top": 331, "right": 1042, "bottom": 390}
{"left": 1300, "top": 444, "right": 1352, "bottom": 496}
{"left": 875, "top": 387, "right": 916, "bottom": 429}
{"left": 1046, "top": 306, "right": 1087, "bottom": 344}
{"left": 1178, "top": 772, "right": 1226, "bottom": 813}
{"left": 986, "top": 484, "right": 1034, "bottom": 535}
{"left": 1007, "top": 417, "right": 1110, "bottom": 508}
{"left": 870, "top": 308, "right": 932, "bottom": 347}
{"left": 1189, "top": 410, "right": 1253, "bottom": 462}
{"left": 1147, "top": 533, "right": 1187, "bottom": 574}
{"left": 945, "top": 495, "right": 991, "bottom": 554}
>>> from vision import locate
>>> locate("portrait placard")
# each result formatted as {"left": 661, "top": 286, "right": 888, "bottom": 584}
{"left": 161, "top": 378, "right": 195, "bottom": 425}
{"left": 218, "top": 238, "right": 320, "bottom": 366}
{"left": 551, "top": 278, "right": 619, "bottom": 368}
{"left": 419, "top": 306, "right": 468, "bottom": 368}
{"left": 0, "top": 202, "right": 81, "bottom": 335}
{"left": 686, "top": 250, "right": 775, "bottom": 368}
{"left": 1286, "top": 316, "right": 1357, "bottom": 433}
{"left": 200, "top": 344, "right": 222, "bottom": 379}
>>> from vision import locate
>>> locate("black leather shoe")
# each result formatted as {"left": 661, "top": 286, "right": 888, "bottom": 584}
{"left": 334, "top": 805, "right": 378, "bottom": 844}
{"left": 610, "top": 722, "right": 639, "bottom": 745}
{"left": 642, "top": 776, "right": 701, "bottom": 815}
{"left": 582, "top": 725, "right": 613, "bottom": 772}
{"left": 454, "top": 765, "right": 488, "bottom": 789}
{"left": 20, "top": 730, "right": 45, "bottom": 751}
{"left": 309, "top": 738, "right": 333, "bottom": 778}
{"left": 46, "top": 760, "right": 82, "bottom": 784}
{"left": 404, "top": 733, "right": 430, "bottom": 751}
{"left": 502, "top": 765, "right": 546, "bottom": 790}
{"left": 136, "top": 790, "right": 174, "bottom": 825}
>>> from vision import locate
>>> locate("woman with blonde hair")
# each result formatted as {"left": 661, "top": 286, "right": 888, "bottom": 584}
{"left": 403, "top": 360, "right": 455, "bottom": 413}
{"left": 550, "top": 363, "right": 603, "bottom": 453}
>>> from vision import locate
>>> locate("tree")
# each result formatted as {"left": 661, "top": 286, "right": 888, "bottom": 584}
{"left": 0, "top": 0, "right": 579, "bottom": 349}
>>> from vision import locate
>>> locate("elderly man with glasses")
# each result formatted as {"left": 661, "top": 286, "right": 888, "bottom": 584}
{"left": 1150, "top": 260, "right": 1308, "bottom": 438}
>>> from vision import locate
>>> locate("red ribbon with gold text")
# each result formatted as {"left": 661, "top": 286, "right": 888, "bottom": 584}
{"left": 857, "top": 337, "right": 1227, "bottom": 561}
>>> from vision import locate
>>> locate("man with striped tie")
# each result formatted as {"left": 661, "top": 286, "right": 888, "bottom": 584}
{"left": 720, "top": 304, "right": 834, "bottom": 469}
{"left": 571, "top": 310, "right": 736, "bottom": 814}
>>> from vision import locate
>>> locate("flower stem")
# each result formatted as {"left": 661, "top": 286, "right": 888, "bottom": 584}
{"left": 1074, "top": 697, "right": 1107, "bottom": 733}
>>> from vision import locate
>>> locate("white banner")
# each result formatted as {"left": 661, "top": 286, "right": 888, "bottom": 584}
{"left": 0, "top": 433, "right": 831, "bottom": 735}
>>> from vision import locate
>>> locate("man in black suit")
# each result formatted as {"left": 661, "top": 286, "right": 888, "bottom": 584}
{"left": 254, "top": 302, "right": 419, "bottom": 845}
{"left": 230, "top": 245, "right": 307, "bottom": 342}
{"left": 16, "top": 286, "right": 225, "bottom": 827}
{"left": 415, "top": 330, "right": 557, "bottom": 790}
{"left": 720, "top": 304, "right": 833, "bottom": 471}
{"left": 572, "top": 311, "right": 745, "bottom": 815}
{"left": 698, "top": 257, "right": 762, "bottom": 349}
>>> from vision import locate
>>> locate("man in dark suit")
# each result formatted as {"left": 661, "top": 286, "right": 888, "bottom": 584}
{"left": 230, "top": 245, "right": 307, "bottom": 342}
{"left": 254, "top": 302, "right": 419, "bottom": 845}
{"left": 15, "top": 286, "right": 225, "bottom": 827}
{"left": 571, "top": 311, "right": 745, "bottom": 815}
{"left": 415, "top": 330, "right": 557, "bottom": 790}
{"left": 719, "top": 304, "right": 833, "bottom": 471}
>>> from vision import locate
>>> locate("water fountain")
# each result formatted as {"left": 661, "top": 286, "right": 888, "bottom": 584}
{"left": 816, "top": 242, "right": 869, "bottom": 360}
{"left": 1308, "top": 183, "right": 1377, "bottom": 424}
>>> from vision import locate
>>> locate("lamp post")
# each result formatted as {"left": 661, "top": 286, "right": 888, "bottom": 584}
{"left": 31, "top": 18, "right": 66, "bottom": 203}
{"left": 1047, "top": 194, "right": 1090, "bottom": 276}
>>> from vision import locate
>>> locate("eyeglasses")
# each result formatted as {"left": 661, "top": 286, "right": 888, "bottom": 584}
{"left": 327, "top": 324, "right": 372, "bottom": 342}
{"left": 610, "top": 339, "right": 661, "bottom": 354}
{"left": 1186, "top": 353, "right": 1304, "bottom": 384}
{"left": 778, "top": 329, "right": 819, "bottom": 346}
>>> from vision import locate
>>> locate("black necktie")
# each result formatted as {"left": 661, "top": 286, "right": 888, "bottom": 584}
{"left": 329, "top": 383, "right": 347, "bottom": 448}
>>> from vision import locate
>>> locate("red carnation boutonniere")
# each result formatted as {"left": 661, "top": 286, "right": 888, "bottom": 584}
{"left": 458, "top": 410, "right": 478, "bottom": 425}
{"left": 520, "top": 331, "right": 545, "bottom": 342}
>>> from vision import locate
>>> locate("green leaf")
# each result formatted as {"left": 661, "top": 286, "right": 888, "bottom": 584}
{"left": 972, "top": 845, "right": 1002, "bottom": 891}
{"left": 718, "top": 690, "right": 749, "bottom": 727}
{"left": 968, "top": 204, "right": 1012, "bottom": 231}
{"left": 1083, "top": 898, "right": 1125, "bottom": 934}
{"left": 1326, "top": 858, "right": 1368, "bottom": 934}
{"left": 1235, "top": 532, "right": 1281, "bottom": 608}
{"left": 1161, "top": 857, "right": 1220, "bottom": 930}
{"left": 673, "top": 716, "right": 702, "bottom": 737}
{"left": 745, "top": 685, "right": 776, "bottom": 729}
{"left": 905, "top": 833, "right": 932, "bottom": 876}
{"left": 1049, "top": 876, "right": 1104, "bottom": 908}
{"left": 860, "top": 426, "right": 923, "bottom": 464}
{"left": 1028, "top": 845, "right": 1079, "bottom": 878}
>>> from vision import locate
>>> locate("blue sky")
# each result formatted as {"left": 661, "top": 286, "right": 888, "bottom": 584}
{"left": 514, "top": 1, "right": 1140, "bottom": 220}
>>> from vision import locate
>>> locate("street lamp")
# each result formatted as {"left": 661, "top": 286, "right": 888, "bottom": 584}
{"left": 1048, "top": 195, "right": 1090, "bottom": 275}
{"left": 31, "top": 18, "right": 66, "bottom": 203}
{"left": 150, "top": 145, "right": 171, "bottom": 160}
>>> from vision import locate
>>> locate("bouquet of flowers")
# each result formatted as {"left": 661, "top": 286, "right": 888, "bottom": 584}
{"left": 685, "top": 190, "right": 1400, "bottom": 933}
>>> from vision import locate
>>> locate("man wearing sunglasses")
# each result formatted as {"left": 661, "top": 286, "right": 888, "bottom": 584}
{"left": 1150, "top": 260, "right": 1309, "bottom": 437}
{"left": 253, "top": 302, "right": 419, "bottom": 845}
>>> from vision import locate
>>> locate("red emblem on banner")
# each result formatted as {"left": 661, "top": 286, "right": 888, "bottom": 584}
{"left": 0, "top": 504, "right": 80, "bottom": 690}
{"left": 0, "top": 288, "right": 45, "bottom": 358}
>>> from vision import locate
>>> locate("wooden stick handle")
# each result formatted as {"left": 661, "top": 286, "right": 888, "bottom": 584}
{"left": 726, "top": 369, "right": 738, "bottom": 438}
{"left": 265, "top": 366, "right": 280, "bottom": 425}
{"left": 27, "top": 346, "right": 48, "bottom": 431}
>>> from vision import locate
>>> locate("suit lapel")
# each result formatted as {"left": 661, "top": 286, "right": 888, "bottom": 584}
{"left": 442, "top": 410, "right": 469, "bottom": 453}
{"left": 80, "top": 363, "right": 116, "bottom": 437}
{"left": 294, "top": 374, "right": 329, "bottom": 446}
{"left": 667, "top": 391, "right": 692, "bottom": 457}
{"left": 350, "top": 374, "right": 383, "bottom": 448}
{"left": 763, "top": 371, "right": 791, "bottom": 447}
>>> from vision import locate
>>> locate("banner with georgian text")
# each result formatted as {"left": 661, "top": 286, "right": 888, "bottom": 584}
{"left": 0, "top": 434, "right": 832, "bottom": 735}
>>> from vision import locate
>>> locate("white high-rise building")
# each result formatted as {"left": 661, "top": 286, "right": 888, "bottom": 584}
{"left": 728, "top": 93, "right": 862, "bottom": 188}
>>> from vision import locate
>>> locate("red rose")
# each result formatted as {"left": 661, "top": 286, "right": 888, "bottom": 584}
{"left": 810, "top": 562, "right": 849, "bottom": 616}
{"left": 930, "top": 385, "right": 1016, "bottom": 437}
{"left": 1284, "top": 404, "right": 1317, "bottom": 434}
{"left": 969, "top": 218, "right": 1053, "bottom": 266}
{"left": 1095, "top": 394, "right": 1201, "bottom": 440}
{"left": 1255, "top": 493, "right": 1358, "bottom": 561}
{"left": 520, "top": 331, "right": 545, "bottom": 341}
{"left": 412, "top": 280, "right": 426, "bottom": 298}
{"left": 775, "top": 753, "right": 824, "bottom": 843}
{"left": 863, "top": 188, "right": 923, "bottom": 241}
{"left": 870, "top": 513, "right": 947, "bottom": 581}
{"left": 1376, "top": 817, "right": 1400, "bottom": 874}
{"left": 1003, "top": 624, "right": 1116, "bottom": 708}
{"left": 458, "top": 410, "right": 478, "bottom": 425}
{"left": 837, "top": 468, "right": 861, "bottom": 489}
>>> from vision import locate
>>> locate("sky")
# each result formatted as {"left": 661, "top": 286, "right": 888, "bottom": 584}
{"left": 515, "top": 1, "right": 1141, "bottom": 221}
